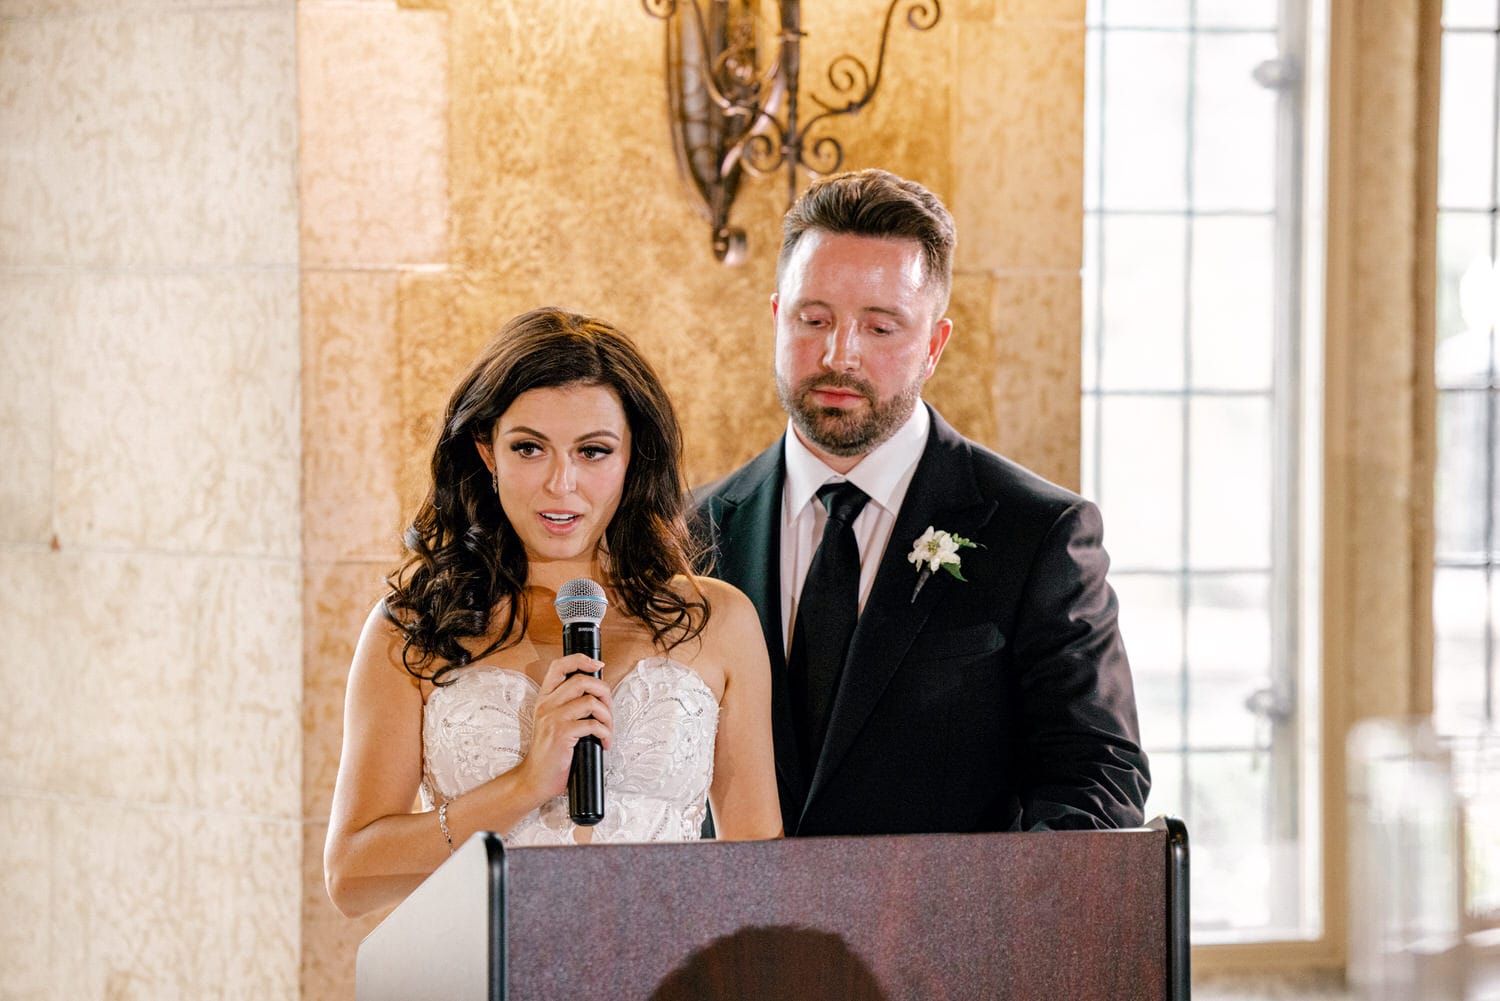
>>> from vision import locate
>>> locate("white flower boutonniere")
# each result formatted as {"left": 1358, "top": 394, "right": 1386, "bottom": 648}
{"left": 908, "top": 526, "right": 979, "bottom": 601}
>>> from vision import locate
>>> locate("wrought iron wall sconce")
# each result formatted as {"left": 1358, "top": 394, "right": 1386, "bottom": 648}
{"left": 643, "top": 0, "right": 942, "bottom": 264}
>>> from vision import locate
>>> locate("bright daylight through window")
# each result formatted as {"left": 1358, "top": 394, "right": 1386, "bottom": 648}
{"left": 1434, "top": 0, "right": 1500, "bottom": 924}
{"left": 1083, "top": 0, "right": 1325, "bottom": 942}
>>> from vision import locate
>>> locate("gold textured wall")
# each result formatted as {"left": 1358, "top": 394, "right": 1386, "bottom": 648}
{"left": 297, "top": 2, "right": 450, "bottom": 995}
{"left": 297, "top": 0, "right": 1089, "bottom": 996}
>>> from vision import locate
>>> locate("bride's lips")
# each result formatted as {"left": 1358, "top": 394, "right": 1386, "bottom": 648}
{"left": 536, "top": 510, "right": 583, "bottom": 535}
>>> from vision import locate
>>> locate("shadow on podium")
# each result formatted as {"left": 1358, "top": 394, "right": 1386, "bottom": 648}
{"left": 356, "top": 815, "right": 1189, "bottom": 1001}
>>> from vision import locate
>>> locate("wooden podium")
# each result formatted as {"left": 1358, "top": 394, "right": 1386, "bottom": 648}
{"left": 356, "top": 817, "right": 1188, "bottom": 1001}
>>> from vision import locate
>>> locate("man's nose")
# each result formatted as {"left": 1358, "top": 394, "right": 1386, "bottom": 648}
{"left": 821, "top": 320, "right": 860, "bottom": 371}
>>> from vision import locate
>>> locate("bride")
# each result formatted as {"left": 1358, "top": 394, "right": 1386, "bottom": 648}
{"left": 324, "top": 308, "right": 783, "bottom": 918}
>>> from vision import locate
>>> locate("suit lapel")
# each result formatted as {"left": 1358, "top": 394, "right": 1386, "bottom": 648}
{"left": 707, "top": 442, "right": 805, "bottom": 813}
{"left": 801, "top": 410, "right": 999, "bottom": 822}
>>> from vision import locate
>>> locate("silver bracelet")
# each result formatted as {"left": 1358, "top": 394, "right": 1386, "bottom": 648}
{"left": 438, "top": 801, "right": 454, "bottom": 854}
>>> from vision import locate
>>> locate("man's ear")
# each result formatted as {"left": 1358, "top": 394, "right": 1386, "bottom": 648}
{"left": 770, "top": 291, "right": 780, "bottom": 321}
{"left": 924, "top": 317, "right": 954, "bottom": 378}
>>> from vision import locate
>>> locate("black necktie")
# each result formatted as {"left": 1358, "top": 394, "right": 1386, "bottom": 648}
{"left": 788, "top": 481, "right": 870, "bottom": 774}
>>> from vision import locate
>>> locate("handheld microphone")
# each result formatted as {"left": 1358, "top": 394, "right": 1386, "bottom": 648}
{"left": 554, "top": 578, "right": 608, "bottom": 826}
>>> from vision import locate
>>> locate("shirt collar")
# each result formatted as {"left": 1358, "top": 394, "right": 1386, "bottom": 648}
{"left": 783, "top": 402, "right": 930, "bottom": 519}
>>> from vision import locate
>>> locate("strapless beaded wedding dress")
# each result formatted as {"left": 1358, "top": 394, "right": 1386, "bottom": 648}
{"left": 419, "top": 655, "right": 719, "bottom": 846}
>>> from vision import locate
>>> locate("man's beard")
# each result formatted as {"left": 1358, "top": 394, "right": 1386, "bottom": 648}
{"left": 776, "top": 371, "right": 922, "bottom": 458}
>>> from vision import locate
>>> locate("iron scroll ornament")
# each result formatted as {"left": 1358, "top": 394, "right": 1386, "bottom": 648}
{"left": 643, "top": 0, "right": 942, "bottom": 264}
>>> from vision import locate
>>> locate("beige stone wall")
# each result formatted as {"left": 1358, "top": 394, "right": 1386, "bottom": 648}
{"left": 0, "top": 2, "right": 303, "bottom": 998}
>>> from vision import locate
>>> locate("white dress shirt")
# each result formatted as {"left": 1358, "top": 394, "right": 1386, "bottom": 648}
{"left": 778, "top": 404, "right": 930, "bottom": 658}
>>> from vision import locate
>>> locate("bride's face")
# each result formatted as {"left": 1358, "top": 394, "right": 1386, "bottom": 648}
{"left": 478, "top": 382, "right": 632, "bottom": 571}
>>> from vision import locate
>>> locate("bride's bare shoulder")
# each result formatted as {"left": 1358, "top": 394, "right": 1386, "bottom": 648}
{"left": 668, "top": 575, "right": 752, "bottom": 615}
{"left": 669, "top": 576, "right": 764, "bottom": 659}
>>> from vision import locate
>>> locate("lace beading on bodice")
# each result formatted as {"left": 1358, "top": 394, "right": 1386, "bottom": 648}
{"left": 420, "top": 656, "right": 719, "bottom": 846}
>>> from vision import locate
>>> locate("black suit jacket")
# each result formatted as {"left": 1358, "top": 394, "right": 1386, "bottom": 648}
{"left": 693, "top": 407, "right": 1150, "bottom": 835}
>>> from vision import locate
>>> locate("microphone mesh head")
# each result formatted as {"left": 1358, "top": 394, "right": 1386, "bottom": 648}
{"left": 554, "top": 577, "right": 608, "bottom": 626}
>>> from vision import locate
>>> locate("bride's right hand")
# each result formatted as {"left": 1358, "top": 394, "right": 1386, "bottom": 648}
{"left": 518, "top": 653, "right": 614, "bottom": 802}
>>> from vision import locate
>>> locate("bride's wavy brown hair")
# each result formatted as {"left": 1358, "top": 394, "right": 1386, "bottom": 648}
{"left": 385, "top": 307, "right": 709, "bottom": 685}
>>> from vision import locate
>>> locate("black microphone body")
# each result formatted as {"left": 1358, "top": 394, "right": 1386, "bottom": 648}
{"left": 555, "top": 578, "right": 609, "bottom": 827}
{"left": 563, "top": 619, "right": 605, "bottom": 826}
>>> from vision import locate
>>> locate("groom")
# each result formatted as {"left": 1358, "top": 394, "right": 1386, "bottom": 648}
{"left": 694, "top": 169, "right": 1150, "bottom": 836}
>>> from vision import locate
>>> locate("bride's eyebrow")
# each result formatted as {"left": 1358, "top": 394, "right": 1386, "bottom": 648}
{"left": 501, "top": 425, "right": 622, "bottom": 443}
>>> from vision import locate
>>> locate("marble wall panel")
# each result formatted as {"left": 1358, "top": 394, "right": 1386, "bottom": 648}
{"left": 49, "top": 801, "right": 299, "bottom": 1001}
{"left": 392, "top": 270, "right": 482, "bottom": 523}
{"left": 0, "top": 1, "right": 289, "bottom": 16}
{"left": 3, "top": 2, "right": 304, "bottom": 1000}
{"left": 0, "top": 795, "right": 52, "bottom": 999}
{"left": 297, "top": 2, "right": 448, "bottom": 268}
{"left": 992, "top": 273, "right": 1083, "bottom": 490}
{"left": 927, "top": 268, "right": 1079, "bottom": 486}
{"left": 301, "top": 820, "right": 388, "bottom": 1001}
{"left": 0, "top": 551, "right": 58, "bottom": 797}
{"left": 1000, "top": 0, "right": 1086, "bottom": 22}
{"left": 926, "top": 271, "right": 1001, "bottom": 451}
{"left": 448, "top": 1, "right": 658, "bottom": 280}
{"left": 301, "top": 271, "right": 405, "bottom": 563}
{"left": 0, "top": 273, "right": 66, "bottom": 546}
{"left": 652, "top": 287, "right": 785, "bottom": 488}
{"left": 186, "top": 813, "right": 301, "bottom": 1001}
{"left": 790, "top": 0, "right": 954, "bottom": 198}
{"left": 50, "top": 270, "right": 300, "bottom": 557}
{"left": 302, "top": 559, "right": 390, "bottom": 821}
{"left": 953, "top": 0, "right": 998, "bottom": 20}
{"left": 8, "top": 551, "right": 198, "bottom": 805}
{"left": 0, "top": 6, "right": 296, "bottom": 268}
{"left": 954, "top": 20, "right": 1086, "bottom": 275}
{"left": 6, "top": 550, "right": 300, "bottom": 817}
{"left": 194, "top": 556, "right": 302, "bottom": 818}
